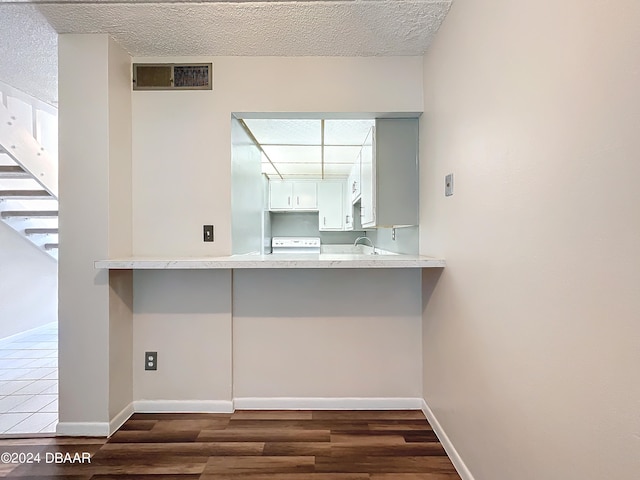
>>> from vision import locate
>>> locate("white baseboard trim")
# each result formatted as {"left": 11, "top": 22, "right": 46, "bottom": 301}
{"left": 421, "top": 399, "right": 475, "bottom": 480}
{"left": 233, "top": 397, "right": 423, "bottom": 410}
{"left": 56, "top": 422, "right": 109, "bottom": 437}
{"left": 55, "top": 398, "right": 423, "bottom": 436}
{"left": 133, "top": 400, "right": 234, "bottom": 413}
{"left": 109, "top": 402, "right": 134, "bottom": 436}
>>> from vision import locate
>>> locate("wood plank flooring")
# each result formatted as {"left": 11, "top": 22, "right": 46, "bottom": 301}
{"left": 0, "top": 410, "right": 461, "bottom": 479}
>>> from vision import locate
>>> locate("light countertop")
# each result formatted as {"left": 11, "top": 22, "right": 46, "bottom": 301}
{"left": 94, "top": 253, "right": 445, "bottom": 270}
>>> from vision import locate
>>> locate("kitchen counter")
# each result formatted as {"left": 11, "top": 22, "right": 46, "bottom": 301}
{"left": 94, "top": 253, "right": 445, "bottom": 270}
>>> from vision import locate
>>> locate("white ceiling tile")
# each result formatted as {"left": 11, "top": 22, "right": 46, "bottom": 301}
{"left": 261, "top": 162, "right": 279, "bottom": 176}
{"left": 324, "top": 146, "right": 362, "bottom": 164}
{"left": 244, "top": 119, "right": 321, "bottom": 145}
{"left": 323, "top": 164, "right": 353, "bottom": 177}
{"left": 255, "top": 119, "right": 374, "bottom": 177}
{"left": 280, "top": 174, "right": 318, "bottom": 180}
{"left": 276, "top": 163, "right": 322, "bottom": 176}
{"left": 262, "top": 145, "right": 321, "bottom": 164}
{"left": 324, "top": 119, "right": 374, "bottom": 145}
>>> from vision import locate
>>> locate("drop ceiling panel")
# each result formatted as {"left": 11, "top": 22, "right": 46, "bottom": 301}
{"left": 249, "top": 118, "right": 373, "bottom": 179}
{"left": 324, "top": 119, "right": 374, "bottom": 145}
{"left": 324, "top": 146, "right": 361, "bottom": 164}
{"left": 280, "top": 174, "right": 320, "bottom": 180}
{"left": 244, "top": 119, "right": 321, "bottom": 145}
{"left": 261, "top": 162, "right": 279, "bottom": 176}
{"left": 323, "top": 164, "right": 353, "bottom": 177}
{"left": 262, "top": 145, "right": 322, "bottom": 164}
{"left": 276, "top": 163, "right": 322, "bottom": 176}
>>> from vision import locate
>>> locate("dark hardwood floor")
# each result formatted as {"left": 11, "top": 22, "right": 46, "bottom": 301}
{"left": 0, "top": 410, "right": 461, "bottom": 479}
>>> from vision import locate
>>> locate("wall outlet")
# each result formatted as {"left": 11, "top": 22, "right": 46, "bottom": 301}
{"left": 445, "top": 173, "right": 454, "bottom": 196}
{"left": 145, "top": 351, "right": 157, "bottom": 371}
{"left": 203, "top": 224, "right": 214, "bottom": 242}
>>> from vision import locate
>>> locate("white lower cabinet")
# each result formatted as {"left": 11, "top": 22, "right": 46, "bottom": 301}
{"left": 318, "top": 181, "right": 344, "bottom": 231}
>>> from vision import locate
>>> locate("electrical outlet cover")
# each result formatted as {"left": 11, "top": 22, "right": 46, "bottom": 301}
{"left": 145, "top": 351, "right": 157, "bottom": 371}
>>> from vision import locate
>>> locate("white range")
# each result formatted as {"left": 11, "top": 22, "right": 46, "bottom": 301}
{"left": 271, "top": 237, "right": 321, "bottom": 254}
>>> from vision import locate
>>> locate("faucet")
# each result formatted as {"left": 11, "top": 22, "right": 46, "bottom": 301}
{"left": 353, "top": 236, "right": 376, "bottom": 254}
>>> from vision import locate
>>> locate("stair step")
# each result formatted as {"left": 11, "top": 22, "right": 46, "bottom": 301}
{"left": 1, "top": 210, "right": 58, "bottom": 219}
{"left": 0, "top": 189, "right": 52, "bottom": 199}
{"left": 44, "top": 243, "right": 59, "bottom": 250}
{"left": 25, "top": 227, "right": 58, "bottom": 235}
{"left": 0, "top": 166, "right": 29, "bottom": 178}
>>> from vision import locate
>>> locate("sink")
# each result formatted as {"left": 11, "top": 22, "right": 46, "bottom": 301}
{"left": 321, "top": 245, "right": 365, "bottom": 254}
{"left": 320, "top": 245, "right": 398, "bottom": 255}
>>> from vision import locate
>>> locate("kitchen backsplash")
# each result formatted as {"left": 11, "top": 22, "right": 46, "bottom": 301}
{"left": 270, "top": 212, "right": 365, "bottom": 245}
{"left": 366, "top": 225, "right": 419, "bottom": 255}
{"left": 269, "top": 211, "right": 418, "bottom": 254}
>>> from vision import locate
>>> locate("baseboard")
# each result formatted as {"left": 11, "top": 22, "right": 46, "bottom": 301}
{"left": 421, "top": 399, "right": 475, "bottom": 480}
{"left": 56, "top": 422, "right": 109, "bottom": 437}
{"left": 233, "top": 397, "right": 423, "bottom": 410}
{"left": 55, "top": 398, "right": 422, "bottom": 436}
{"left": 109, "top": 402, "right": 134, "bottom": 436}
{"left": 133, "top": 399, "right": 234, "bottom": 413}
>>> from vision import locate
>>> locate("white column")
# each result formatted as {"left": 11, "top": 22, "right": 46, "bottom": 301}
{"left": 58, "top": 34, "right": 132, "bottom": 435}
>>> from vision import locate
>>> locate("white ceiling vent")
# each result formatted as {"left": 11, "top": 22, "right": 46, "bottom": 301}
{"left": 132, "top": 63, "right": 212, "bottom": 91}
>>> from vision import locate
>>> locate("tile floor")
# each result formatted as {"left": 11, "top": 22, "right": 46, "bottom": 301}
{"left": 0, "top": 322, "right": 58, "bottom": 435}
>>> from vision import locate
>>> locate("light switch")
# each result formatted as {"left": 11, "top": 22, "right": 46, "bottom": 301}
{"left": 203, "top": 225, "right": 214, "bottom": 242}
{"left": 445, "top": 173, "right": 454, "bottom": 196}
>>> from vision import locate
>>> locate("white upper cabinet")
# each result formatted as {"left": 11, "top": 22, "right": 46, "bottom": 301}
{"left": 318, "top": 181, "right": 344, "bottom": 231}
{"left": 269, "top": 180, "right": 318, "bottom": 211}
{"left": 292, "top": 181, "right": 317, "bottom": 210}
{"left": 359, "top": 118, "right": 419, "bottom": 228}
{"left": 348, "top": 151, "right": 361, "bottom": 203}
{"left": 269, "top": 181, "right": 294, "bottom": 209}
{"left": 344, "top": 178, "right": 354, "bottom": 231}
{"left": 359, "top": 127, "right": 375, "bottom": 227}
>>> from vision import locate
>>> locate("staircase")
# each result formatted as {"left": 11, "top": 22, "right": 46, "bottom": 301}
{"left": 0, "top": 81, "right": 58, "bottom": 260}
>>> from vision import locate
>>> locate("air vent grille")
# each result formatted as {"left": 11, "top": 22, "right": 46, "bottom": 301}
{"left": 133, "top": 63, "right": 212, "bottom": 90}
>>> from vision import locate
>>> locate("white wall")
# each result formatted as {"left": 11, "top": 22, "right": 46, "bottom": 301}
{"left": 59, "top": 34, "right": 111, "bottom": 426}
{"left": 233, "top": 269, "right": 422, "bottom": 400}
{"left": 58, "top": 34, "right": 132, "bottom": 432}
{"left": 133, "top": 270, "right": 232, "bottom": 405}
{"left": 132, "top": 56, "right": 423, "bottom": 257}
{"left": 0, "top": 223, "right": 57, "bottom": 340}
{"left": 131, "top": 56, "right": 424, "bottom": 405}
{"left": 107, "top": 36, "right": 133, "bottom": 421}
{"left": 231, "top": 117, "right": 263, "bottom": 255}
{"left": 419, "top": 1, "right": 640, "bottom": 479}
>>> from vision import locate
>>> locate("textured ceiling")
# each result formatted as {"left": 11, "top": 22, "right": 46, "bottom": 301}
{"left": 0, "top": 0, "right": 453, "bottom": 104}
{"left": 0, "top": 5, "right": 58, "bottom": 104}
